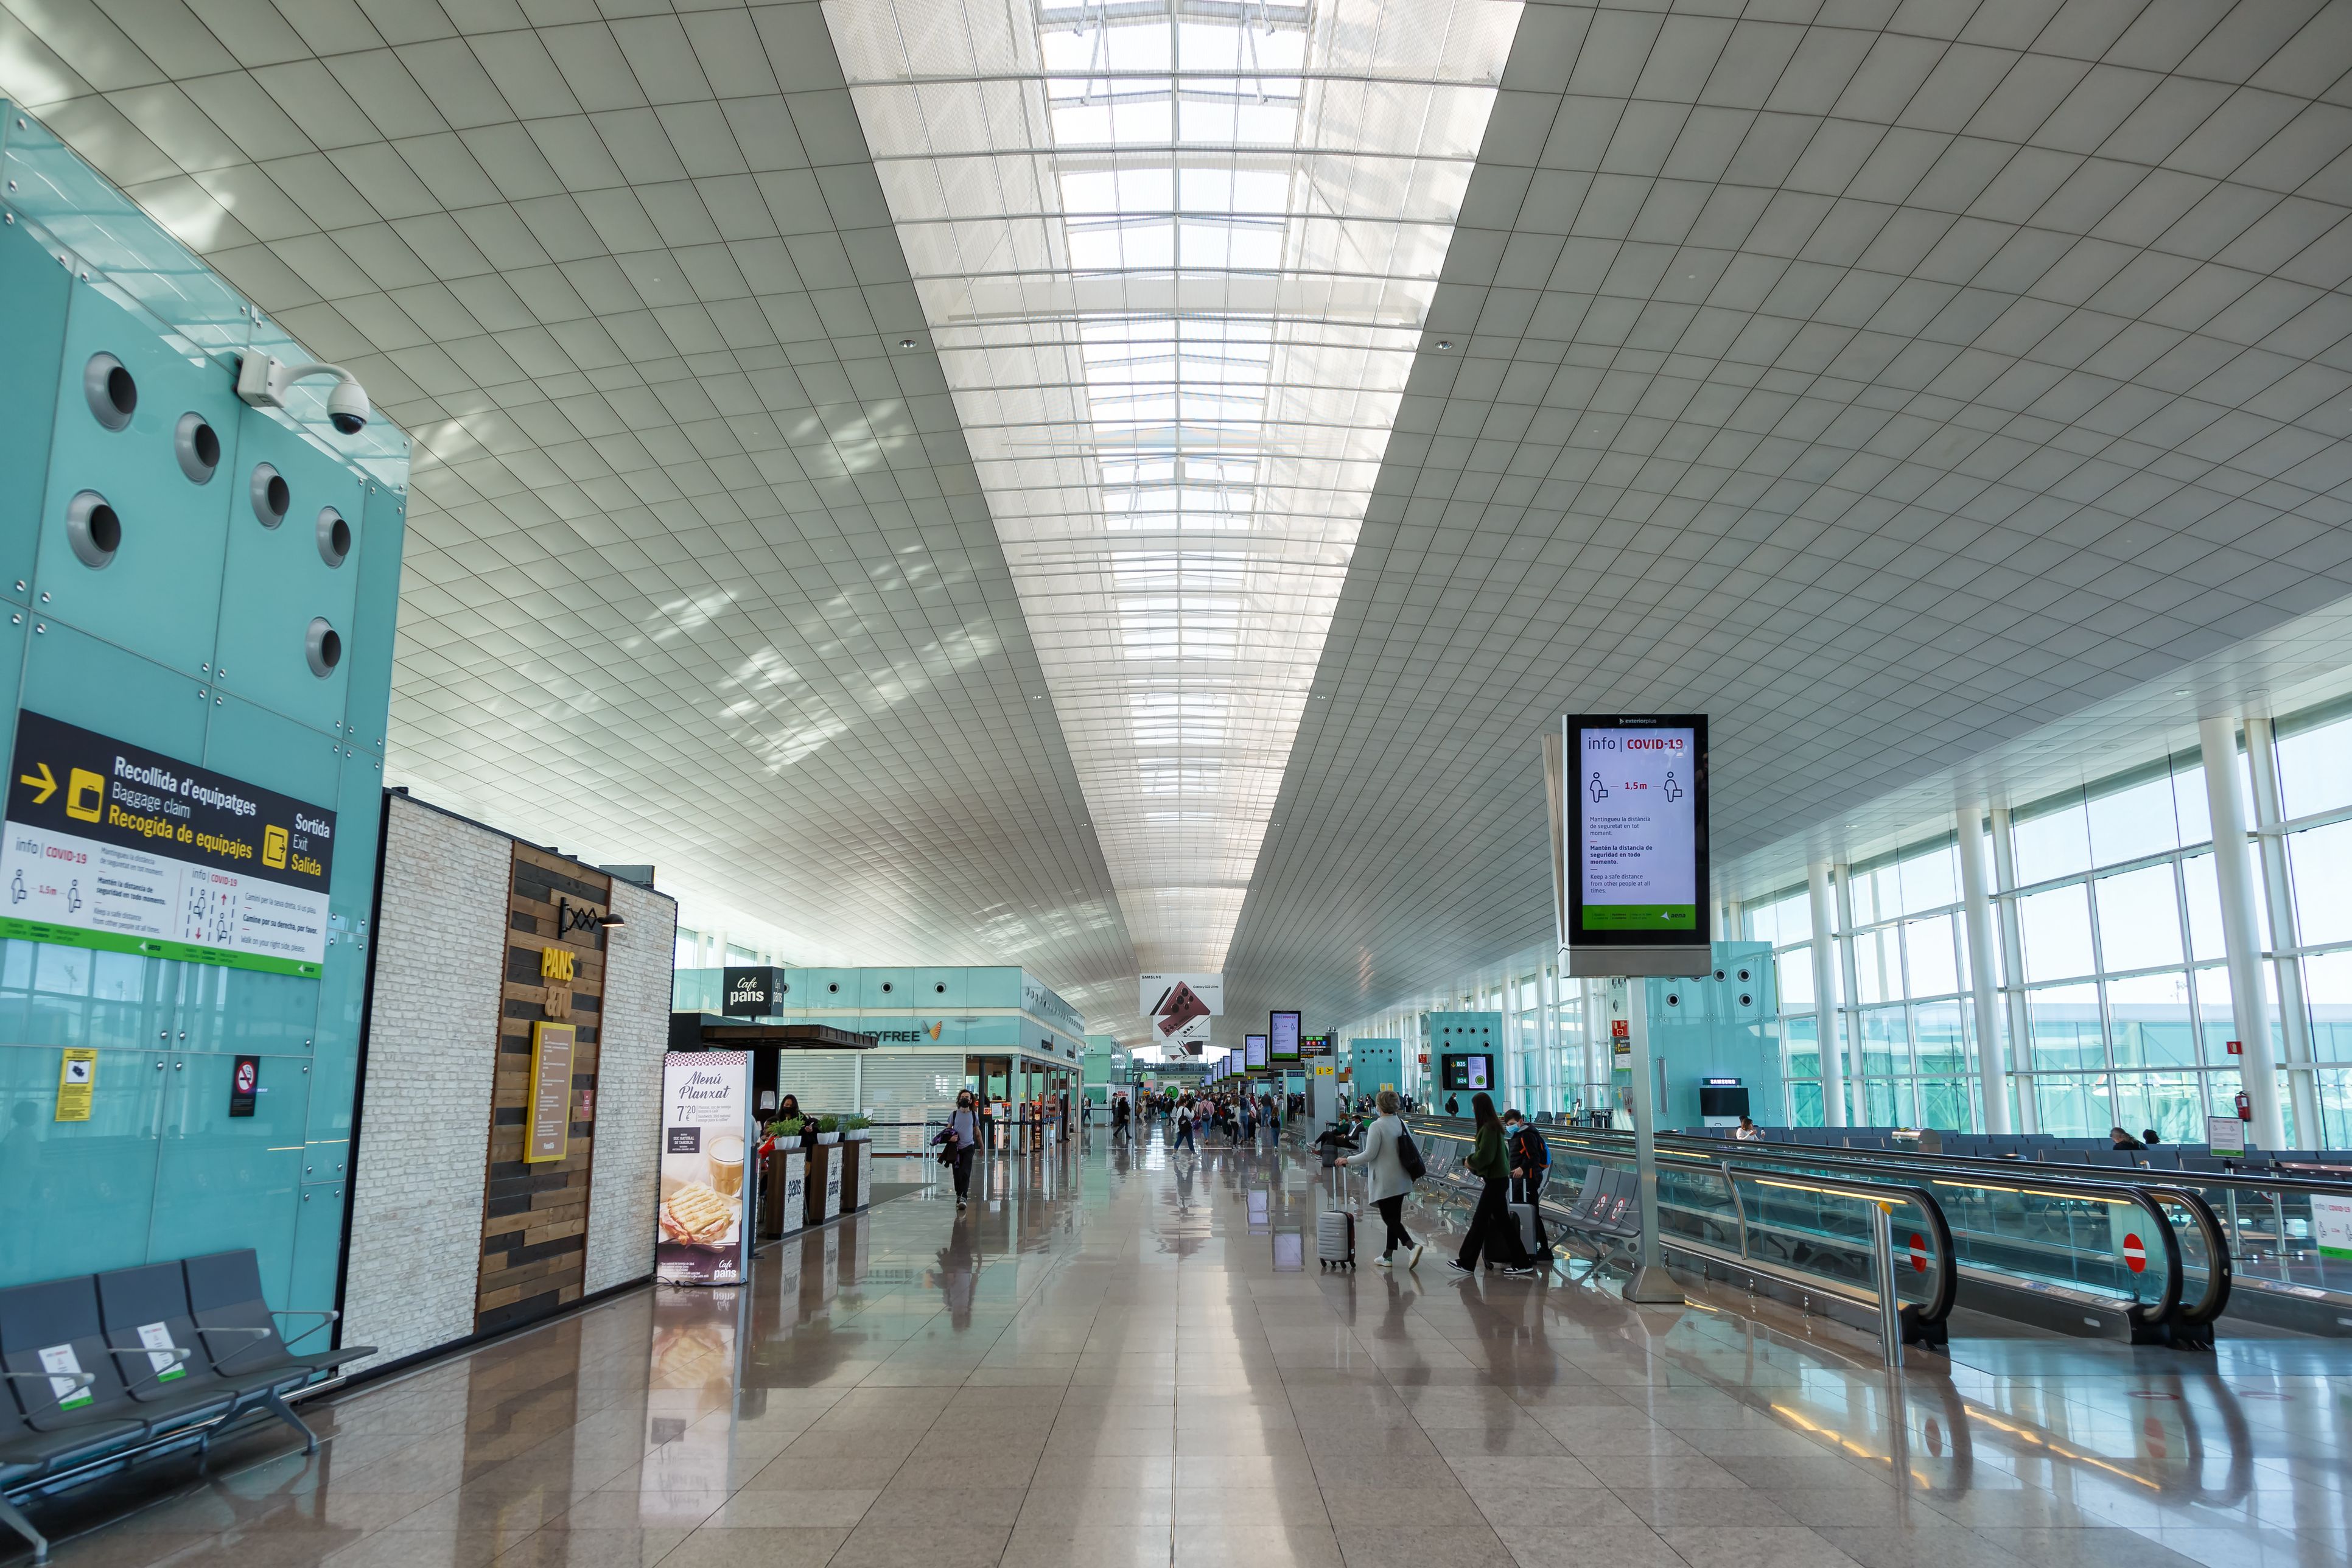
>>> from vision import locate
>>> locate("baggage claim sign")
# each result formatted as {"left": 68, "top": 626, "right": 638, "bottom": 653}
{"left": 0, "top": 712, "right": 335, "bottom": 976}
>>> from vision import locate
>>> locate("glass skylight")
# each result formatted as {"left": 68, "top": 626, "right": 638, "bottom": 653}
{"left": 825, "top": 0, "right": 1522, "bottom": 982}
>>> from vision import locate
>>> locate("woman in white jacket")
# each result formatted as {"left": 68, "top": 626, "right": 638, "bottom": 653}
{"left": 1344, "top": 1088, "right": 1424, "bottom": 1269}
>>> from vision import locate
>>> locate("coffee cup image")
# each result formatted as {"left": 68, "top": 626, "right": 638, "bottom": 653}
{"left": 710, "top": 1133, "right": 746, "bottom": 1196}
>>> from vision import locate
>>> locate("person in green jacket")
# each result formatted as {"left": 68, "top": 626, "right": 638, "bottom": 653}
{"left": 1448, "top": 1092, "right": 1536, "bottom": 1275}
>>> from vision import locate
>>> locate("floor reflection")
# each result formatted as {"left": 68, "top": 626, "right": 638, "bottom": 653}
{"left": 18, "top": 1125, "right": 2352, "bottom": 1568}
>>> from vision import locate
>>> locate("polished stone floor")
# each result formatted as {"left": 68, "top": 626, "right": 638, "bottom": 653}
{"left": 18, "top": 1124, "right": 2352, "bottom": 1568}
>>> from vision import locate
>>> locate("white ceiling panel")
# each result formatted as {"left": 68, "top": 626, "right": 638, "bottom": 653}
{"left": 1225, "top": 0, "right": 2352, "bottom": 1036}
{"left": 0, "top": 0, "right": 1139, "bottom": 1021}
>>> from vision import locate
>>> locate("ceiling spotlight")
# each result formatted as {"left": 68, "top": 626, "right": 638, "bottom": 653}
{"left": 899, "top": 338, "right": 917, "bottom": 348}
{"left": 1435, "top": 340, "right": 1453, "bottom": 351}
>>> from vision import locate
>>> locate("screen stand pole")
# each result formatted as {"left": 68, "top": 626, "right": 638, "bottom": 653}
{"left": 1622, "top": 976, "right": 1685, "bottom": 1305}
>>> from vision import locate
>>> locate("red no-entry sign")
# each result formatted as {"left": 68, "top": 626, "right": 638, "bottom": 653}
{"left": 2122, "top": 1233, "right": 2146, "bottom": 1273}
{"left": 1908, "top": 1233, "right": 1927, "bottom": 1273}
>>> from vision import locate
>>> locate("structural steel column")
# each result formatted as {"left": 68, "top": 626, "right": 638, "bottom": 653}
{"left": 1956, "top": 807, "right": 2011, "bottom": 1134}
{"left": 2201, "top": 715, "right": 2286, "bottom": 1153}
{"left": 1808, "top": 862, "right": 1847, "bottom": 1127}
{"left": 2244, "top": 715, "right": 2320, "bottom": 1145}
{"left": 1989, "top": 807, "right": 2037, "bottom": 1135}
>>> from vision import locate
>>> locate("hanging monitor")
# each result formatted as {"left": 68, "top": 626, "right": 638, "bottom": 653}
{"left": 1245, "top": 1034, "right": 1268, "bottom": 1070}
{"left": 1562, "top": 713, "right": 1711, "bottom": 978}
{"left": 1269, "top": 1011, "right": 1301, "bottom": 1063}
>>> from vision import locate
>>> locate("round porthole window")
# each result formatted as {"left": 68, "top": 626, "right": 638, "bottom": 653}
{"left": 305, "top": 617, "right": 341, "bottom": 677}
{"left": 175, "top": 413, "right": 220, "bottom": 483}
{"left": 1714, "top": 968, "right": 1727, "bottom": 982}
{"left": 779, "top": 983, "right": 789, "bottom": 994}
{"left": 66, "top": 491, "right": 121, "bottom": 569}
{"left": 828, "top": 982, "right": 839, "bottom": 993}
{"left": 1665, "top": 993, "right": 1681, "bottom": 1007}
{"left": 251, "top": 463, "right": 288, "bottom": 528}
{"left": 316, "top": 506, "right": 351, "bottom": 568}
{"left": 84, "top": 353, "right": 135, "bottom": 430}
{"left": 936, "top": 982, "right": 947, "bottom": 993}
{"left": 881, "top": 982, "right": 893, "bottom": 993}
{"left": 1737, "top": 968, "right": 1752, "bottom": 983}
{"left": 1738, "top": 994, "right": 1753, "bottom": 1008}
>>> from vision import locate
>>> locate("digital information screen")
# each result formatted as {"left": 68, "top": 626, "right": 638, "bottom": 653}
{"left": 1567, "top": 714, "right": 1708, "bottom": 971}
{"left": 1441, "top": 1054, "right": 1493, "bottom": 1093}
{"left": 1245, "top": 1035, "right": 1267, "bottom": 1069}
{"left": 1269, "top": 1011, "right": 1301, "bottom": 1062}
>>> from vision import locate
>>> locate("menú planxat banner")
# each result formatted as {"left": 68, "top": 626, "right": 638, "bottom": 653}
{"left": 657, "top": 1052, "right": 752, "bottom": 1286}
{"left": 1, "top": 710, "right": 336, "bottom": 976}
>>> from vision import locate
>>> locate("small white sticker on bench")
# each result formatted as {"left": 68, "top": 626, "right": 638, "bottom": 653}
{"left": 38, "top": 1343, "right": 91, "bottom": 1408}
{"left": 138, "top": 1321, "right": 183, "bottom": 1380}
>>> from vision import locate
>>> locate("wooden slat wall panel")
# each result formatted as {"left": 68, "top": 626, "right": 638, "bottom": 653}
{"left": 475, "top": 849, "right": 614, "bottom": 1334}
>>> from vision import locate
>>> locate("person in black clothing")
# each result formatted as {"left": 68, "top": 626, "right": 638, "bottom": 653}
{"left": 2141, "top": 1129, "right": 2161, "bottom": 1146}
{"left": 1448, "top": 1093, "right": 1534, "bottom": 1276}
{"left": 1445, "top": 1094, "right": 1460, "bottom": 1117}
{"left": 1503, "top": 1108, "right": 1553, "bottom": 1260}
{"left": 2109, "top": 1126, "right": 2146, "bottom": 1150}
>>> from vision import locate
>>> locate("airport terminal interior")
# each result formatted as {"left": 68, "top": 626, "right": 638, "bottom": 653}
{"left": 4, "top": 0, "right": 2352, "bottom": 1565}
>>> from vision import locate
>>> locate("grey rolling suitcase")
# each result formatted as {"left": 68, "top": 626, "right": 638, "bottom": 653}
{"left": 1510, "top": 1203, "right": 1541, "bottom": 1259}
{"left": 1317, "top": 1207, "right": 1355, "bottom": 1270}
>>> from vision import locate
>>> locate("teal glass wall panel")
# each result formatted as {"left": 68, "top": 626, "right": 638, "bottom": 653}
{"left": 0, "top": 223, "right": 67, "bottom": 606}
{"left": 289, "top": 1173, "right": 348, "bottom": 1329}
{"left": 211, "top": 411, "right": 365, "bottom": 732}
{"left": 34, "top": 276, "right": 238, "bottom": 677}
{"left": 147, "top": 1051, "right": 306, "bottom": 1300}
{"left": 0, "top": 942, "right": 170, "bottom": 1051}
{"left": 18, "top": 618, "right": 209, "bottom": 759}
{"left": 969, "top": 970, "right": 1021, "bottom": 1008}
{"left": 206, "top": 693, "right": 343, "bottom": 810}
{"left": 0, "top": 102, "right": 407, "bottom": 1305}
{"left": 915, "top": 968, "right": 965, "bottom": 1007}
{"left": 0, "top": 1043, "right": 167, "bottom": 1281}
{"left": 859, "top": 967, "right": 912, "bottom": 1007}
{"left": 345, "top": 488, "right": 406, "bottom": 758}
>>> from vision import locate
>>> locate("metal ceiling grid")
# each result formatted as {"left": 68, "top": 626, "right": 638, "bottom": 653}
{"left": 0, "top": 0, "right": 1139, "bottom": 1018}
{"left": 1227, "top": 0, "right": 2352, "bottom": 1034}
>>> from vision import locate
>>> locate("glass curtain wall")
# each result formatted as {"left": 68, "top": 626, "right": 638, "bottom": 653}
{"left": 1738, "top": 708, "right": 2352, "bottom": 1147}
{"left": 1344, "top": 701, "right": 2352, "bottom": 1148}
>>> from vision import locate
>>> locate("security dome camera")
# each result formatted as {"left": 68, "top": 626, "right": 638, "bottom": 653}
{"left": 325, "top": 379, "right": 371, "bottom": 435}
{"left": 236, "top": 354, "right": 371, "bottom": 436}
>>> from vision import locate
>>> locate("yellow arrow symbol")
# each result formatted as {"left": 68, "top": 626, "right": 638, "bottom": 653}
{"left": 18, "top": 763, "right": 55, "bottom": 805}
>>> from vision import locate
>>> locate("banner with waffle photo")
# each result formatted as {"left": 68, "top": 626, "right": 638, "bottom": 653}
{"left": 657, "top": 1051, "right": 753, "bottom": 1286}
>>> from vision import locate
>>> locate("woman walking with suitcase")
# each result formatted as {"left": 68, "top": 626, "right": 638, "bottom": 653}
{"left": 1447, "top": 1093, "right": 1535, "bottom": 1276}
{"left": 1343, "top": 1088, "right": 1425, "bottom": 1269}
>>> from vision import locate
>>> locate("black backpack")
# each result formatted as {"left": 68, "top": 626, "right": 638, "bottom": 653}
{"left": 1395, "top": 1125, "right": 1427, "bottom": 1182}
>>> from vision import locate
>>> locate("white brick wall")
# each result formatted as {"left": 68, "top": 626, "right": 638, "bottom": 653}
{"left": 586, "top": 877, "right": 676, "bottom": 1295}
{"left": 341, "top": 794, "right": 511, "bottom": 1371}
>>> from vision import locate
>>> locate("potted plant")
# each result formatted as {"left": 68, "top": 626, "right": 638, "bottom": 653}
{"left": 844, "top": 1114, "right": 872, "bottom": 1142}
{"left": 816, "top": 1114, "right": 840, "bottom": 1145}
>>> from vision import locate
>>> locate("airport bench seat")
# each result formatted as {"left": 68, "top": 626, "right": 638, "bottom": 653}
{"left": 0, "top": 1250, "right": 374, "bottom": 1563}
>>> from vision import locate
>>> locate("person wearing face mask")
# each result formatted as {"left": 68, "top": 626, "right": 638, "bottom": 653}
{"left": 942, "top": 1090, "right": 981, "bottom": 1208}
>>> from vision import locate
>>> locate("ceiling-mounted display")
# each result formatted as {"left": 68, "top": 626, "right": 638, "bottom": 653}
{"left": 1564, "top": 714, "right": 1710, "bottom": 978}
{"left": 1269, "top": 1011, "right": 1301, "bottom": 1063}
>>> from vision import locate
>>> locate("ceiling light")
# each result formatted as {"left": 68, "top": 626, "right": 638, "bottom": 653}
{"left": 898, "top": 338, "right": 917, "bottom": 349}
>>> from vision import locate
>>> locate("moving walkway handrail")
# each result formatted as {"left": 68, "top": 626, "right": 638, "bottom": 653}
{"left": 1409, "top": 1116, "right": 2224, "bottom": 1333}
{"left": 1511, "top": 1121, "right": 2242, "bottom": 1315}
{"left": 1721, "top": 1161, "right": 1959, "bottom": 1329}
{"left": 1404, "top": 1119, "right": 1956, "bottom": 1344}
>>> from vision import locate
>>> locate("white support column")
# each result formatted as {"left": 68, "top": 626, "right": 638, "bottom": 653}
{"left": 1989, "top": 807, "right": 2037, "bottom": 1135}
{"left": 1808, "top": 863, "right": 1847, "bottom": 1127}
{"left": 2202, "top": 715, "right": 2286, "bottom": 1152}
{"left": 1956, "top": 807, "right": 2011, "bottom": 1135}
{"left": 1579, "top": 978, "right": 1600, "bottom": 1112}
{"left": 2245, "top": 715, "right": 2321, "bottom": 1146}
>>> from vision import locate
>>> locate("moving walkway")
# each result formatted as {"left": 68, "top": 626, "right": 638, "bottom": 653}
{"left": 1407, "top": 1118, "right": 2243, "bottom": 1351}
